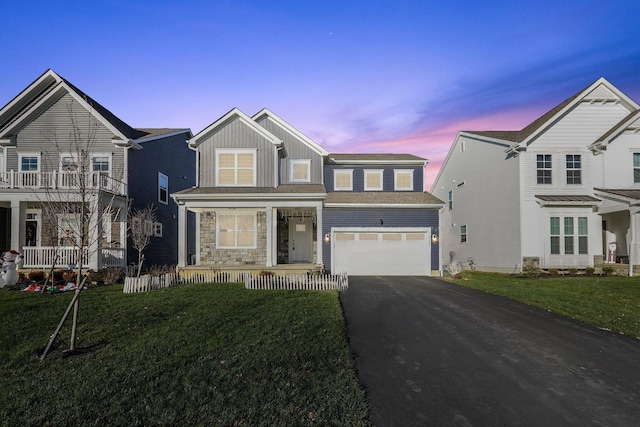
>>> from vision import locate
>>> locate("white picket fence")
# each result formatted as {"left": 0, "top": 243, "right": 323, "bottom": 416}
{"left": 123, "top": 271, "right": 348, "bottom": 294}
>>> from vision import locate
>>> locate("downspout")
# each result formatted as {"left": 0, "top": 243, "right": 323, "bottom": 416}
{"left": 439, "top": 205, "right": 444, "bottom": 277}
{"left": 630, "top": 208, "right": 635, "bottom": 277}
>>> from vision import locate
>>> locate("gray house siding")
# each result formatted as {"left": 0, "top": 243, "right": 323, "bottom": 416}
{"left": 11, "top": 93, "right": 125, "bottom": 177}
{"left": 128, "top": 131, "right": 196, "bottom": 266}
{"left": 322, "top": 207, "right": 439, "bottom": 272}
{"left": 254, "top": 116, "right": 324, "bottom": 185}
{"left": 324, "top": 165, "right": 423, "bottom": 192}
{"left": 196, "top": 118, "right": 276, "bottom": 187}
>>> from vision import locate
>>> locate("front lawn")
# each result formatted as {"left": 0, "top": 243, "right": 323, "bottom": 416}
{"left": 0, "top": 283, "right": 369, "bottom": 426}
{"left": 447, "top": 271, "right": 640, "bottom": 339}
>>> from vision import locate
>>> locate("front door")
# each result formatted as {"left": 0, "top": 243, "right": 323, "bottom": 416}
{"left": 289, "top": 218, "right": 313, "bottom": 263}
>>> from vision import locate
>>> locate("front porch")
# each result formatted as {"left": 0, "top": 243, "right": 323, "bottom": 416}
{"left": 20, "top": 246, "right": 125, "bottom": 269}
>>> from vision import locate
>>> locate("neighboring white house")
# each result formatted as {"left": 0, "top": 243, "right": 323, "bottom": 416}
{"left": 432, "top": 77, "right": 640, "bottom": 274}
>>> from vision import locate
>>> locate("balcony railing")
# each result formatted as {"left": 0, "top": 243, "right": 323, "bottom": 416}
{"left": 0, "top": 171, "right": 126, "bottom": 195}
{"left": 21, "top": 246, "right": 126, "bottom": 269}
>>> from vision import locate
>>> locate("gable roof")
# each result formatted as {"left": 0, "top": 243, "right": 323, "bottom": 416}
{"left": 324, "top": 191, "right": 443, "bottom": 207}
{"left": 588, "top": 110, "right": 640, "bottom": 153}
{"left": 252, "top": 108, "right": 329, "bottom": 156}
{"left": 189, "top": 107, "right": 283, "bottom": 148}
{"left": 0, "top": 69, "right": 144, "bottom": 147}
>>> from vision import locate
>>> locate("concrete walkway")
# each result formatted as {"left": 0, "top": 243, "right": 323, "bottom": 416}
{"left": 340, "top": 276, "right": 640, "bottom": 427}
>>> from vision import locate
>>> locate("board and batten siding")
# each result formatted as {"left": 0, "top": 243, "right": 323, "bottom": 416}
{"left": 128, "top": 131, "right": 196, "bottom": 266}
{"left": 197, "top": 117, "right": 277, "bottom": 187}
{"left": 324, "top": 165, "right": 424, "bottom": 192}
{"left": 254, "top": 116, "right": 324, "bottom": 185}
{"left": 9, "top": 93, "right": 126, "bottom": 177}
{"left": 433, "top": 134, "right": 521, "bottom": 272}
{"left": 322, "top": 207, "right": 439, "bottom": 273}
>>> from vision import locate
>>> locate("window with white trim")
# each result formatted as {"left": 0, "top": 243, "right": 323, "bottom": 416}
{"left": 158, "top": 172, "right": 168, "bottom": 204}
{"left": 448, "top": 190, "right": 453, "bottom": 210}
{"left": 460, "top": 224, "right": 467, "bottom": 243}
{"left": 216, "top": 212, "right": 257, "bottom": 248}
{"left": 153, "top": 222, "right": 163, "bottom": 237}
{"left": 18, "top": 154, "right": 40, "bottom": 187}
{"left": 394, "top": 169, "right": 414, "bottom": 191}
{"left": 20, "top": 155, "right": 39, "bottom": 172}
{"left": 566, "top": 154, "right": 581, "bottom": 184}
{"left": 537, "top": 154, "right": 552, "bottom": 184}
{"left": 216, "top": 149, "right": 256, "bottom": 186}
{"left": 334, "top": 169, "right": 353, "bottom": 191}
{"left": 550, "top": 216, "right": 588, "bottom": 255}
{"left": 290, "top": 159, "right": 311, "bottom": 183}
{"left": 92, "top": 155, "right": 110, "bottom": 172}
{"left": 364, "top": 169, "right": 383, "bottom": 191}
{"left": 634, "top": 153, "right": 640, "bottom": 183}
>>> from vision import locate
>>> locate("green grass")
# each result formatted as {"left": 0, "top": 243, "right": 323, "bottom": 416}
{"left": 0, "top": 283, "right": 369, "bottom": 426}
{"left": 447, "top": 271, "right": 640, "bottom": 339}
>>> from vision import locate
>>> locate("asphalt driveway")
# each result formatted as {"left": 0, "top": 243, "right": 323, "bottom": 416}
{"left": 340, "top": 276, "right": 640, "bottom": 427}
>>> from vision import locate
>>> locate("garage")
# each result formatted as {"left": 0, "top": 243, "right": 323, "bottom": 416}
{"left": 331, "top": 227, "right": 432, "bottom": 275}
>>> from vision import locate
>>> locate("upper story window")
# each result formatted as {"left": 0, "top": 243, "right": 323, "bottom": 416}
{"left": 60, "top": 156, "right": 78, "bottom": 172}
{"left": 334, "top": 169, "right": 353, "bottom": 191}
{"left": 394, "top": 169, "right": 414, "bottom": 191}
{"left": 448, "top": 190, "right": 453, "bottom": 210}
{"left": 158, "top": 172, "right": 168, "bottom": 204}
{"left": 216, "top": 149, "right": 256, "bottom": 186}
{"left": 566, "top": 155, "right": 581, "bottom": 184}
{"left": 20, "top": 155, "right": 39, "bottom": 172}
{"left": 290, "top": 159, "right": 311, "bottom": 183}
{"left": 364, "top": 169, "right": 383, "bottom": 191}
{"left": 536, "top": 154, "right": 552, "bottom": 184}
{"left": 92, "top": 156, "right": 110, "bottom": 173}
{"left": 634, "top": 153, "right": 640, "bottom": 183}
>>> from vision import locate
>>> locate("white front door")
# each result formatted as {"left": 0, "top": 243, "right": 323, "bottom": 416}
{"left": 289, "top": 218, "right": 313, "bottom": 263}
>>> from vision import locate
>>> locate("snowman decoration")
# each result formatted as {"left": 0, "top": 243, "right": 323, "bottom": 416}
{"left": 0, "top": 250, "right": 23, "bottom": 288}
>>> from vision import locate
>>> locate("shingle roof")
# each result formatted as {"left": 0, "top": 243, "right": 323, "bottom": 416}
{"left": 173, "top": 184, "right": 327, "bottom": 196}
{"left": 535, "top": 195, "right": 600, "bottom": 202}
{"left": 325, "top": 191, "right": 443, "bottom": 205}
{"left": 329, "top": 153, "right": 426, "bottom": 162}
{"left": 594, "top": 188, "right": 640, "bottom": 200}
{"left": 135, "top": 128, "right": 189, "bottom": 140}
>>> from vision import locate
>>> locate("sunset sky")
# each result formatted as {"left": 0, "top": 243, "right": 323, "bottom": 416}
{"left": 2, "top": 1, "right": 640, "bottom": 188}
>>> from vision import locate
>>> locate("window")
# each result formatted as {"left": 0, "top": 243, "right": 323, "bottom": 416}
{"left": 334, "top": 169, "right": 353, "bottom": 191}
{"left": 448, "top": 190, "right": 453, "bottom": 210}
{"left": 290, "top": 159, "right": 311, "bottom": 182}
{"left": 158, "top": 173, "right": 168, "bottom": 204}
{"left": 20, "top": 156, "right": 39, "bottom": 171}
{"left": 216, "top": 212, "right": 256, "bottom": 248}
{"left": 216, "top": 149, "right": 256, "bottom": 186}
{"left": 634, "top": 153, "right": 640, "bottom": 183}
{"left": 61, "top": 156, "right": 78, "bottom": 172}
{"left": 460, "top": 225, "right": 467, "bottom": 243}
{"left": 364, "top": 169, "right": 383, "bottom": 191}
{"left": 153, "top": 222, "right": 163, "bottom": 237}
{"left": 536, "top": 154, "right": 552, "bottom": 184}
{"left": 566, "top": 155, "right": 581, "bottom": 184}
{"left": 93, "top": 156, "right": 110, "bottom": 172}
{"left": 550, "top": 216, "right": 588, "bottom": 255}
{"left": 394, "top": 170, "right": 414, "bottom": 191}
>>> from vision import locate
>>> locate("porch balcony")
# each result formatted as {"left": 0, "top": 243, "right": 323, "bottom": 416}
{"left": 0, "top": 171, "right": 126, "bottom": 196}
{"left": 21, "top": 246, "right": 126, "bottom": 270}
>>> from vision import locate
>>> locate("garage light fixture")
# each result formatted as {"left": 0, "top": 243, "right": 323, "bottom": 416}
{"left": 324, "top": 233, "right": 331, "bottom": 243}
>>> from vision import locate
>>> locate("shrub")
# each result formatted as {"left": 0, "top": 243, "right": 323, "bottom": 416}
{"left": 28, "top": 270, "right": 46, "bottom": 282}
{"left": 585, "top": 266, "right": 595, "bottom": 276}
{"left": 548, "top": 268, "right": 560, "bottom": 276}
{"left": 567, "top": 267, "right": 578, "bottom": 276}
{"left": 601, "top": 265, "right": 615, "bottom": 276}
{"left": 446, "top": 261, "right": 464, "bottom": 278}
{"left": 521, "top": 264, "right": 541, "bottom": 277}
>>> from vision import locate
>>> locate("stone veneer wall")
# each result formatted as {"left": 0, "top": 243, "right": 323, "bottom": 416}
{"left": 200, "top": 210, "right": 267, "bottom": 265}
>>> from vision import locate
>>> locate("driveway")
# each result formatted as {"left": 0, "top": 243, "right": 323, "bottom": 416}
{"left": 339, "top": 276, "right": 640, "bottom": 427}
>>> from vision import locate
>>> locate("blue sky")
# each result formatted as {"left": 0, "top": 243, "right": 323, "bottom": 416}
{"left": 3, "top": 0, "right": 640, "bottom": 186}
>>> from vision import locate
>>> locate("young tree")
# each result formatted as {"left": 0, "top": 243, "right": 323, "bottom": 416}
{"left": 37, "top": 98, "right": 126, "bottom": 354}
{"left": 128, "top": 204, "right": 157, "bottom": 278}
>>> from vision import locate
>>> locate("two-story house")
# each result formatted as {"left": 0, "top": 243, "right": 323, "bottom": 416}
{"left": 0, "top": 69, "right": 195, "bottom": 270}
{"left": 172, "top": 108, "right": 443, "bottom": 275}
{"left": 432, "top": 77, "right": 640, "bottom": 274}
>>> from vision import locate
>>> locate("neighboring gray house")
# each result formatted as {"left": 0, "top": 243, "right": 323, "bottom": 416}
{"left": 0, "top": 69, "right": 195, "bottom": 270}
{"left": 432, "top": 77, "right": 640, "bottom": 274}
{"left": 172, "top": 108, "right": 443, "bottom": 275}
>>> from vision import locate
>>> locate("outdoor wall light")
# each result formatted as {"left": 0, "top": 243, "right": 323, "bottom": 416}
{"left": 324, "top": 233, "right": 331, "bottom": 243}
{"left": 431, "top": 233, "right": 439, "bottom": 244}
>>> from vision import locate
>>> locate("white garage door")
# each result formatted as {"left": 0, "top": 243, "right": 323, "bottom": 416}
{"left": 332, "top": 227, "right": 431, "bottom": 276}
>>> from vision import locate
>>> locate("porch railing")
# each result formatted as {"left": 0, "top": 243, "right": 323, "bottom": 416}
{"left": 21, "top": 246, "right": 125, "bottom": 269}
{"left": 0, "top": 171, "right": 126, "bottom": 195}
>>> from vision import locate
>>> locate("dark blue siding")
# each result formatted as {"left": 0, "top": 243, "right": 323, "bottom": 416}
{"left": 128, "top": 131, "right": 196, "bottom": 267}
{"left": 322, "top": 208, "right": 439, "bottom": 273}
{"left": 324, "top": 165, "right": 424, "bottom": 191}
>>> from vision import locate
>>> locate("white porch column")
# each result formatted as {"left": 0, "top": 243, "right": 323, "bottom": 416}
{"left": 10, "top": 200, "right": 25, "bottom": 251}
{"left": 177, "top": 203, "right": 188, "bottom": 267}
{"left": 630, "top": 207, "right": 640, "bottom": 276}
{"left": 316, "top": 203, "right": 323, "bottom": 266}
{"left": 265, "top": 206, "right": 273, "bottom": 267}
